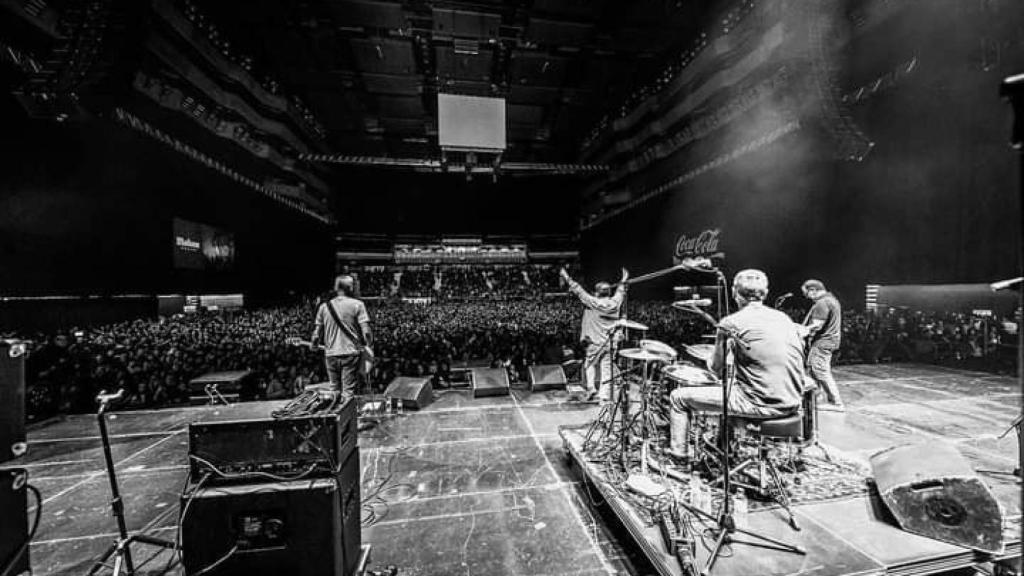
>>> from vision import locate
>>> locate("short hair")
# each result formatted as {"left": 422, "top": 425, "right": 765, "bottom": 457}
{"left": 802, "top": 279, "right": 826, "bottom": 292}
{"left": 594, "top": 281, "right": 611, "bottom": 296}
{"left": 733, "top": 269, "right": 769, "bottom": 302}
{"left": 334, "top": 274, "right": 355, "bottom": 295}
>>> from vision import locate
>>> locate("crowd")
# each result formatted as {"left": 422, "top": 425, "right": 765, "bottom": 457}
{"left": 348, "top": 264, "right": 575, "bottom": 299}
{"left": 833, "top": 308, "right": 1018, "bottom": 372}
{"left": 18, "top": 304, "right": 325, "bottom": 418}
{"left": 11, "top": 294, "right": 1018, "bottom": 420}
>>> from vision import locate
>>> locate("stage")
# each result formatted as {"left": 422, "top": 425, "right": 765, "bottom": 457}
{"left": 15, "top": 363, "right": 1022, "bottom": 576}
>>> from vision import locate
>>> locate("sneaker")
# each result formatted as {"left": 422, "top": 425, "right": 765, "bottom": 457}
{"left": 819, "top": 402, "right": 846, "bottom": 413}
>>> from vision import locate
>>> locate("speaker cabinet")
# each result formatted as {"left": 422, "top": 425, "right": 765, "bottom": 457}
{"left": 383, "top": 377, "right": 433, "bottom": 411}
{"left": 188, "top": 402, "right": 356, "bottom": 484}
{"left": 527, "top": 365, "right": 567, "bottom": 392}
{"left": 870, "top": 441, "right": 1004, "bottom": 554}
{"left": 470, "top": 368, "right": 510, "bottom": 398}
{"left": 0, "top": 343, "right": 27, "bottom": 463}
{"left": 182, "top": 448, "right": 361, "bottom": 575}
{"left": 0, "top": 467, "right": 29, "bottom": 576}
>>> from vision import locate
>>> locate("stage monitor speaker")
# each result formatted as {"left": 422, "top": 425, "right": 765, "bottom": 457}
{"left": 0, "top": 467, "right": 29, "bottom": 576}
{"left": 188, "top": 400, "right": 356, "bottom": 484}
{"left": 870, "top": 441, "right": 1004, "bottom": 554}
{"left": 528, "top": 365, "right": 567, "bottom": 392}
{"left": 0, "top": 343, "right": 27, "bottom": 464}
{"left": 470, "top": 368, "right": 510, "bottom": 398}
{"left": 187, "top": 370, "right": 257, "bottom": 403}
{"left": 383, "top": 377, "right": 433, "bottom": 411}
{"left": 182, "top": 448, "right": 361, "bottom": 576}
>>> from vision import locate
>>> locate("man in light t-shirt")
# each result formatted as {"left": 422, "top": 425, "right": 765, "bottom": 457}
{"left": 311, "top": 274, "right": 373, "bottom": 404}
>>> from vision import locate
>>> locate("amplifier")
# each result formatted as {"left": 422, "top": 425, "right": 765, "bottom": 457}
{"left": 188, "top": 400, "right": 356, "bottom": 484}
{"left": 182, "top": 448, "right": 361, "bottom": 576}
{"left": 0, "top": 467, "right": 29, "bottom": 576}
{"left": 0, "top": 343, "right": 27, "bottom": 463}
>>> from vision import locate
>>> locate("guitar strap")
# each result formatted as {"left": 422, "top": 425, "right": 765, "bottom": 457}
{"left": 322, "top": 299, "right": 366, "bottom": 351}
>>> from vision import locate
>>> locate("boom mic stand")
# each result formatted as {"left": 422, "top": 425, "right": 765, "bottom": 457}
{"left": 674, "top": 298, "right": 804, "bottom": 575}
{"left": 89, "top": 390, "right": 176, "bottom": 576}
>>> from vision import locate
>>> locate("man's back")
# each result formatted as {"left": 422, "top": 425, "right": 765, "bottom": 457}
{"left": 720, "top": 303, "right": 804, "bottom": 410}
{"left": 316, "top": 295, "right": 369, "bottom": 356}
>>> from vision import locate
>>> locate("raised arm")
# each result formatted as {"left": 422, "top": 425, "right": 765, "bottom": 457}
{"left": 560, "top": 267, "right": 628, "bottom": 313}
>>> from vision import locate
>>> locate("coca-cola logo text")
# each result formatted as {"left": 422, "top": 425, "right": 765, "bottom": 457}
{"left": 674, "top": 229, "right": 721, "bottom": 261}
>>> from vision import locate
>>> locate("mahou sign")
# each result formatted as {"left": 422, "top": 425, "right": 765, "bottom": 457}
{"left": 673, "top": 228, "right": 723, "bottom": 264}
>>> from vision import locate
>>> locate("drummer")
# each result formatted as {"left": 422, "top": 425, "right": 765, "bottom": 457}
{"left": 560, "top": 267, "right": 629, "bottom": 404}
{"left": 668, "top": 269, "right": 805, "bottom": 459}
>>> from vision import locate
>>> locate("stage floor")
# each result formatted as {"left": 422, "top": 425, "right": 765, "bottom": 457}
{"left": 16, "top": 363, "right": 1023, "bottom": 576}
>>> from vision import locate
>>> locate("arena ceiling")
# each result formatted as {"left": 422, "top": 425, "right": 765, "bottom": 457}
{"left": 198, "top": 0, "right": 712, "bottom": 162}
{"left": 1, "top": 0, "right": 714, "bottom": 224}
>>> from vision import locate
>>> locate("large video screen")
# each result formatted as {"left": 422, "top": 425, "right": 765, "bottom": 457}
{"left": 172, "top": 218, "right": 235, "bottom": 270}
{"left": 437, "top": 93, "right": 506, "bottom": 151}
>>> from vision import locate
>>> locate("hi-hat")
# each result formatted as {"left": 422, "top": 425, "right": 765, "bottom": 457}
{"left": 615, "top": 319, "right": 649, "bottom": 331}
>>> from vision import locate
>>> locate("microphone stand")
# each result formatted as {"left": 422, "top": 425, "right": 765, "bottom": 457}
{"left": 999, "top": 73, "right": 1023, "bottom": 489}
{"left": 89, "top": 390, "right": 176, "bottom": 576}
{"left": 674, "top": 292, "right": 804, "bottom": 575}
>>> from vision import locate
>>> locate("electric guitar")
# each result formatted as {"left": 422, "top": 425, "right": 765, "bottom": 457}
{"left": 285, "top": 337, "right": 375, "bottom": 376}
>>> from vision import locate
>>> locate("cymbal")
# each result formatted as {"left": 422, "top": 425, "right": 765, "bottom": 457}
{"left": 615, "top": 319, "right": 649, "bottom": 331}
{"left": 619, "top": 348, "right": 667, "bottom": 362}
{"left": 684, "top": 344, "right": 715, "bottom": 362}
{"left": 640, "top": 339, "right": 677, "bottom": 360}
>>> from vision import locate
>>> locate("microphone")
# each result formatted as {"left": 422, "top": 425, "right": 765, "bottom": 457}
{"left": 774, "top": 292, "right": 794, "bottom": 307}
{"left": 677, "top": 257, "right": 712, "bottom": 271}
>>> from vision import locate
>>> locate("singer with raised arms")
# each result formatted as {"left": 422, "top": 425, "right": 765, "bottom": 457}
{"left": 560, "top": 267, "right": 629, "bottom": 404}
{"left": 669, "top": 269, "right": 806, "bottom": 459}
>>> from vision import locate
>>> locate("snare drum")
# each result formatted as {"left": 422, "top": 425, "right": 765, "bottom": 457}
{"left": 662, "top": 363, "right": 718, "bottom": 388}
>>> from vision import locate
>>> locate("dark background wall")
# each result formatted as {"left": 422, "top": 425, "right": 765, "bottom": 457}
{"left": 0, "top": 93, "right": 334, "bottom": 303}
{"left": 581, "top": 0, "right": 1023, "bottom": 307}
{"left": 331, "top": 170, "right": 580, "bottom": 235}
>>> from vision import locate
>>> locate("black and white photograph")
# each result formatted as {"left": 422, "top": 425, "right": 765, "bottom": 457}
{"left": 1, "top": 0, "right": 1023, "bottom": 575}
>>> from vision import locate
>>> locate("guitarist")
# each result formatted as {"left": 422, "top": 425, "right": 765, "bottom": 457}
{"left": 310, "top": 274, "right": 373, "bottom": 404}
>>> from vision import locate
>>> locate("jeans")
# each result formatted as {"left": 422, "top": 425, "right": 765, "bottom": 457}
{"left": 584, "top": 342, "right": 614, "bottom": 402}
{"left": 668, "top": 386, "right": 797, "bottom": 457}
{"left": 325, "top": 354, "right": 362, "bottom": 404}
{"left": 807, "top": 345, "right": 842, "bottom": 405}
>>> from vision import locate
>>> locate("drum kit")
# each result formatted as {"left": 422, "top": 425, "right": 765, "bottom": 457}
{"left": 579, "top": 263, "right": 806, "bottom": 572}
{"left": 581, "top": 317, "right": 722, "bottom": 470}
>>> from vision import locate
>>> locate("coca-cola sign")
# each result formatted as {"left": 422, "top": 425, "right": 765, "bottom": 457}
{"left": 673, "top": 228, "right": 723, "bottom": 264}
